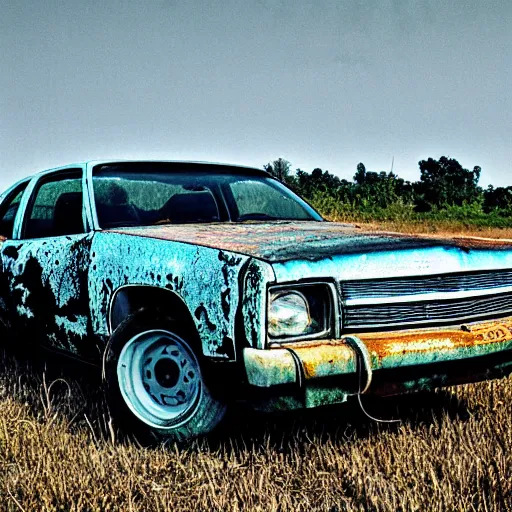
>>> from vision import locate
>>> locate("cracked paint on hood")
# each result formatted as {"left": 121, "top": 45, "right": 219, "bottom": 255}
{"left": 109, "top": 222, "right": 512, "bottom": 264}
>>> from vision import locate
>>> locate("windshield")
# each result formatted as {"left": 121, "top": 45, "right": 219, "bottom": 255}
{"left": 92, "top": 164, "right": 322, "bottom": 229}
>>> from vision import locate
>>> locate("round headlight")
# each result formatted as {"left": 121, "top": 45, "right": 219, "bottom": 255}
{"left": 268, "top": 291, "right": 311, "bottom": 337}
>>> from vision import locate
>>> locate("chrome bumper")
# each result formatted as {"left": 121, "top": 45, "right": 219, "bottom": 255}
{"left": 244, "top": 318, "right": 512, "bottom": 393}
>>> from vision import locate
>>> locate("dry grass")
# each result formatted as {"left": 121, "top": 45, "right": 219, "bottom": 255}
{"left": 0, "top": 351, "right": 511, "bottom": 511}
{"left": 333, "top": 219, "right": 512, "bottom": 240}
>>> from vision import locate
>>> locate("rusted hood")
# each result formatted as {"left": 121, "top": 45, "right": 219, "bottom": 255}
{"left": 108, "top": 221, "right": 512, "bottom": 263}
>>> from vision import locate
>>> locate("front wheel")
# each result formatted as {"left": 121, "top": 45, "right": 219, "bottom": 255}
{"left": 103, "top": 311, "right": 226, "bottom": 443}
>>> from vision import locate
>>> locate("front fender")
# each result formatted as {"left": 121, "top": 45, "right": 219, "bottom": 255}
{"left": 89, "top": 232, "right": 252, "bottom": 360}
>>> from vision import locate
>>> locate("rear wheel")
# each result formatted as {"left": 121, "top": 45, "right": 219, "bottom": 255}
{"left": 104, "top": 310, "right": 226, "bottom": 443}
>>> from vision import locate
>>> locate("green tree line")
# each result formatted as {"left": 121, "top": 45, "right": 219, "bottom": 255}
{"left": 264, "top": 157, "right": 512, "bottom": 227}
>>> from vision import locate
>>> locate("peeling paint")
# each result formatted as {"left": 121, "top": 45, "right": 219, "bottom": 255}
{"left": 55, "top": 314, "right": 88, "bottom": 338}
{"left": 110, "top": 222, "right": 512, "bottom": 263}
{"left": 241, "top": 259, "right": 275, "bottom": 349}
{"left": 0, "top": 234, "right": 96, "bottom": 357}
{"left": 88, "top": 232, "right": 250, "bottom": 359}
{"left": 194, "top": 304, "right": 217, "bottom": 332}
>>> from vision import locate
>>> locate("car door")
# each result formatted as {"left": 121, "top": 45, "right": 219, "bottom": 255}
{"left": 0, "top": 169, "right": 99, "bottom": 360}
{"left": 0, "top": 180, "right": 30, "bottom": 334}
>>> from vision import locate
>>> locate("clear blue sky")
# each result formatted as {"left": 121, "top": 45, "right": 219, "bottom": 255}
{"left": 1, "top": 0, "right": 511, "bottom": 192}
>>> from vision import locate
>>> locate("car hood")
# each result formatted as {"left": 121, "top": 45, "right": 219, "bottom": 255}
{"left": 109, "top": 221, "right": 512, "bottom": 264}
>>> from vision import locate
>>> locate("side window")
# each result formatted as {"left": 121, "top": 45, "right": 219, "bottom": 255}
{"left": 0, "top": 183, "right": 28, "bottom": 239}
{"left": 24, "top": 173, "right": 84, "bottom": 239}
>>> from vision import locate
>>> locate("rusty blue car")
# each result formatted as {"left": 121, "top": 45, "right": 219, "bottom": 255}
{"left": 1, "top": 160, "right": 512, "bottom": 441}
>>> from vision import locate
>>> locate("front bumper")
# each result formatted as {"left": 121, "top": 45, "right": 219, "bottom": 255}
{"left": 243, "top": 318, "right": 512, "bottom": 406}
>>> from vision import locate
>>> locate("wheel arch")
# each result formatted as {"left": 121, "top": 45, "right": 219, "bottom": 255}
{"left": 109, "top": 285, "right": 198, "bottom": 343}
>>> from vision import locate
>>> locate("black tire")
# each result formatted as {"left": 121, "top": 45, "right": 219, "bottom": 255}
{"left": 103, "top": 309, "right": 227, "bottom": 444}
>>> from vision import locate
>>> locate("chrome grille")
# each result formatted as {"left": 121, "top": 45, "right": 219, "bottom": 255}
{"left": 341, "top": 270, "right": 512, "bottom": 332}
{"left": 342, "top": 269, "right": 512, "bottom": 300}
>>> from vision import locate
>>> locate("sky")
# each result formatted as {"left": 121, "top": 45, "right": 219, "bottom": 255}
{"left": 1, "top": 0, "right": 511, "bottom": 192}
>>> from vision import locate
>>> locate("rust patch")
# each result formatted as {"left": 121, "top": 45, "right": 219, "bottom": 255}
{"left": 448, "top": 237, "right": 512, "bottom": 250}
{"left": 358, "top": 318, "right": 512, "bottom": 361}
{"left": 299, "top": 351, "right": 337, "bottom": 379}
{"left": 246, "top": 318, "right": 512, "bottom": 396}
{"left": 109, "top": 223, "right": 512, "bottom": 267}
{"left": 268, "top": 339, "right": 351, "bottom": 350}
{"left": 470, "top": 322, "right": 512, "bottom": 342}
{"left": 279, "top": 342, "right": 355, "bottom": 379}
{"left": 265, "top": 317, "right": 512, "bottom": 381}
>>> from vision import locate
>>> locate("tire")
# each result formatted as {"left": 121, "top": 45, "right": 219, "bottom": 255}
{"left": 103, "top": 309, "right": 227, "bottom": 443}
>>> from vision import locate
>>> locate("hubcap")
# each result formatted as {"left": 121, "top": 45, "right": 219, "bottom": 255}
{"left": 117, "top": 330, "right": 201, "bottom": 429}
{"left": 154, "top": 358, "right": 180, "bottom": 389}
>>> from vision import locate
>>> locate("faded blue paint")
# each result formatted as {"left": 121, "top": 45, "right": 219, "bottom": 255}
{"left": 272, "top": 244, "right": 512, "bottom": 284}
{"left": 55, "top": 314, "right": 88, "bottom": 337}
{"left": 241, "top": 259, "right": 275, "bottom": 350}
{"left": 88, "top": 232, "right": 251, "bottom": 359}
{"left": 1, "top": 233, "right": 94, "bottom": 354}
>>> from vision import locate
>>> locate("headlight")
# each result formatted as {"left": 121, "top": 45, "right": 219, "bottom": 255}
{"left": 268, "top": 292, "right": 311, "bottom": 337}
{"left": 267, "top": 284, "right": 335, "bottom": 341}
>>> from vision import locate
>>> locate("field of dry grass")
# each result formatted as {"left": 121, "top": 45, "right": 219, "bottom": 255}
{"left": 338, "top": 220, "right": 512, "bottom": 240}
{"left": 0, "top": 349, "right": 511, "bottom": 511}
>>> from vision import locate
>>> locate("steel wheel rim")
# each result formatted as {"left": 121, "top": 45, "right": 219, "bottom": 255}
{"left": 117, "top": 329, "right": 202, "bottom": 429}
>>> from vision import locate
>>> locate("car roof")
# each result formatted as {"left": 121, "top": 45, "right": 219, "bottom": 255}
{"left": 33, "top": 160, "right": 266, "bottom": 177}
{"left": 89, "top": 159, "right": 262, "bottom": 170}
{"left": 3, "top": 160, "right": 271, "bottom": 197}
{"left": 91, "top": 160, "right": 270, "bottom": 177}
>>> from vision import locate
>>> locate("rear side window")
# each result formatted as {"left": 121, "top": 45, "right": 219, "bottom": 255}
{"left": 0, "top": 183, "right": 28, "bottom": 238}
{"left": 24, "top": 172, "right": 84, "bottom": 239}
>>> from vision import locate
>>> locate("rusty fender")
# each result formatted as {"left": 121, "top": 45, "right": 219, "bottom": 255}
{"left": 243, "top": 317, "right": 512, "bottom": 391}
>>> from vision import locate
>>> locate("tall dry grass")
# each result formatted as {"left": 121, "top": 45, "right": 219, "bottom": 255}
{"left": 0, "top": 350, "right": 511, "bottom": 511}
{"left": 351, "top": 221, "right": 512, "bottom": 240}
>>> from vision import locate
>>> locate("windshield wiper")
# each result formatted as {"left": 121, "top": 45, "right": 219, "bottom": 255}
{"left": 236, "top": 213, "right": 282, "bottom": 221}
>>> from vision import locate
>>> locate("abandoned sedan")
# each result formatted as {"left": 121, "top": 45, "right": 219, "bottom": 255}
{"left": 1, "top": 161, "right": 512, "bottom": 441}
